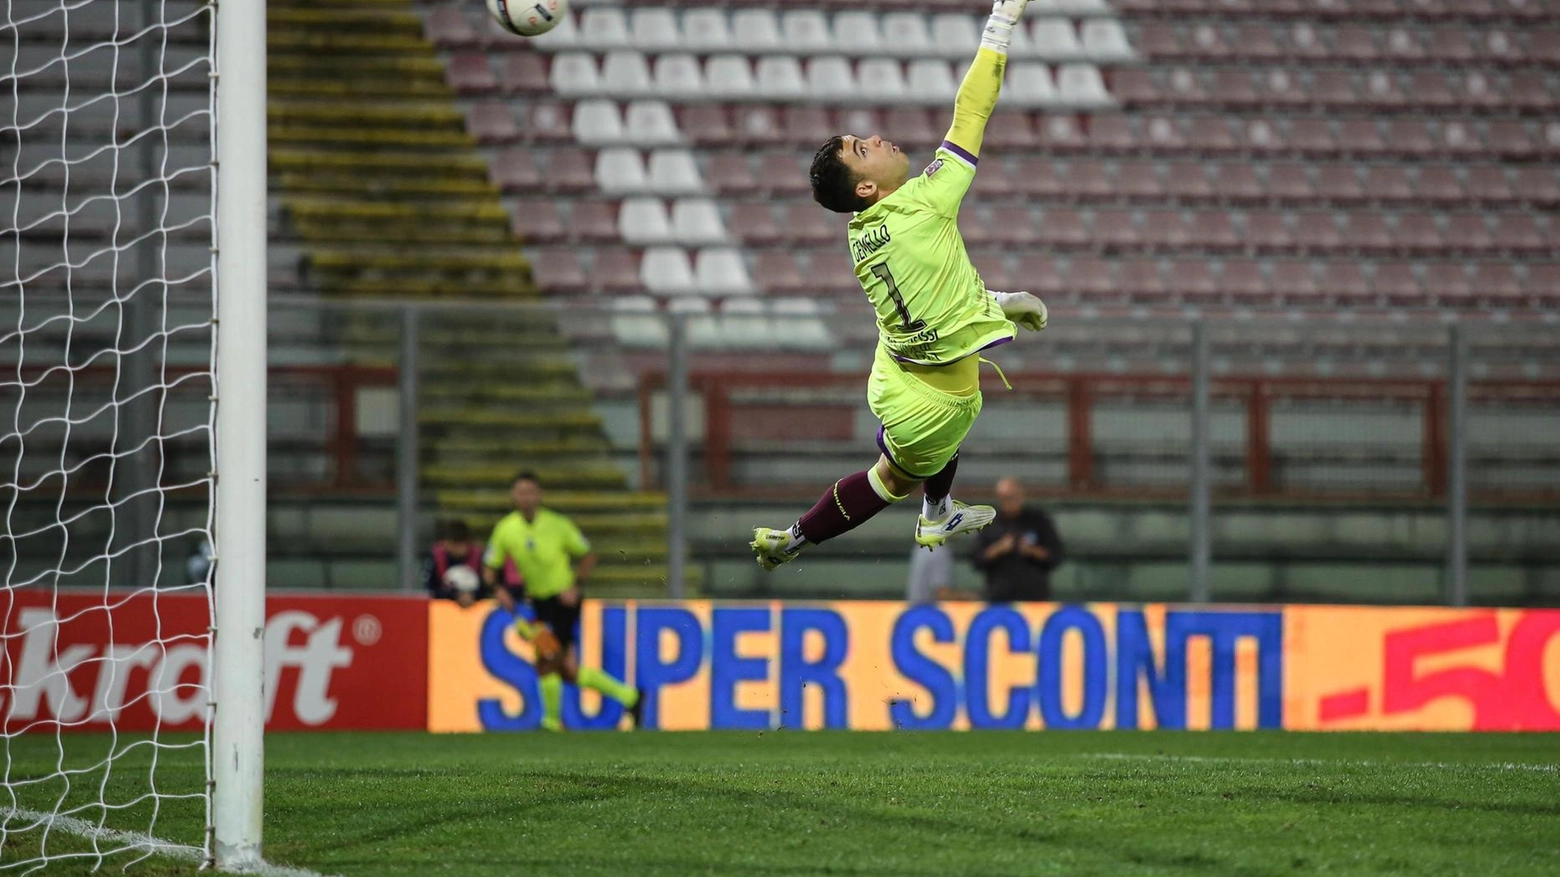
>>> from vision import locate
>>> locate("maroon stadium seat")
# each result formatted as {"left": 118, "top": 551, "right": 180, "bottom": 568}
{"left": 705, "top": 152, "right": 756, "bottom": 194}
{"left": 1384, "top": 120, "right": 1438, "bottom": 159}
{"left": 447, "top": 53, "right": 499, "bottom": 95}
{"left": 679, "top": 105, "right": 734, "bottom": 146}
{"left": 733, "top": 106, "right": 784, "bottom": 146}
{"left": 1416, "top": 166, "right": 1464, "bottom": 205}
{"left": 1395, "top": 213, "right": 1445, "bottom": 255}
{"left": 1467, "top": 262, "right": 1521, "bottom": 306}
{"left": 1012, "top": 157, "right": 1067, "bottom": 198}
{"left": 783, "top": 202, "right": 837, "bottom": 246}
{"left": 1333, "top": 26, "right": 1380, "bottom": 63}
{"left": 1337, "top": 119, "right": 1387, "bottom": 156}
{"left": 489, "top": 149, "right": 543, "bottom": 192}
{"left": 1212, "top": 162, "right": 1262, "bottom": 202}
{"left": 1260, "top": 69, "right": 1309, "bottom": 110}
{"left": 1141, "top": 115, "right": 1189, "bottom": 152}
{"left": 728, "top": 202, "right": 780, "bottom": 245}
{"left": 1115, "top": 161, "right": 1165, "bottom": 201}
{"left": 1319, "top": 262, "right": 1371, "bottom": 306}
{"left": 466, "top": 101, "right": 518, "bottom": 144}
{"left": 782, "top": 107, "right": 831, "bottom": 147}
{"left": 1407, "top": 71, "right": 1456, "bottom": 110}
{"left": 1014, "top": 255, "right": 1066, "bottom": 299}
{"left": 1511, "top": 167, "right": 1559, "bottom": 207}
{"left": 1220, "top": 258, "right": 1268, "bottom": 303}
{"left": 983, "top": 113, "right": 1037, "bottom": 150}
{"left": 1183, "top": 116, "right": 1236, "bottom": 154}
{"left": 511, "top": 198, "right": 567, "bottom": 244}
{"left": 1110, "top": 69, "right": 1160, "bottom": 105}
{"left": 1036, "top": 114, "right": 1088, "bottom": 152}
{"left": 1444, "top": 214, "right": 1495, "bottom": 253}
{"left": 1465, "top": 166, "right": 1514, "bottom": 204}
{"left": 1092, "top": 208, "right": 1140, "bottom": 251}
{"left": 961, "top": 207, "right": 998, "bottom": 249}
{"left": 1187, "top": 23, "right": 1232, "bottom": 58}
{"left": 1119, "top": 259, "right": 1167, "bottom": 301}
{"left": 1345, "top": 212, "right": 1396, "bottom": 255}
{"left": 1135, "top": 23, "right": 1184, "bottom": 59}
{"left": 1529, "top": 29, "right": 1560, "bottom": 64}
{"left": 885, "top": 109, "right": 938, "bottom": 150}
{"left": 1163, "top": 161, "right": 1214, "bottom": 201}
{"left": 838, "top": 108, "right": 884, "bottom": 141}
{"left": 1244, "top": 210, "right": 1292, "bottom": 252}
{"left": 1490, "top": 214, "right": 1546, "bottom": 254}
{"left": 1457, "top": 70, "right": 1504, "bottom": 111}
{"left": 1037, "top": 208, "right": 1089, "bottom": 248}
{"left": 1384, "top": 27, "right": 1426, "bottom": 62}
{"left": 1371, "top": 262, "right": 1423, "bottom": 305}
{"left": 501, "top": 54, "right": 551, "bottom": 96}
{"left": 1292, "top": 212, "right": 1344, "bottom": 252}
{"left": 1189, "top": 210, "right": 1239, "bottom": 250}
{"left": 1269, "top": 260, "right": 1318, "bottom": 301}
{"left": 1427, "top": 26, "right": 1477, "bottom": 63}
{"left": 1362, "top": 165, "right": 1414, "bottom": 204}
{"left": 570, "top": 200, "right": 619, "bottom": 244}
{"left": 1288, "top": 119, "right": 1337, "bottom": 156}
{"left": 592, "top": 247, "right": 642, "bottom": 293}
{"left": 970, "top": 251, "right": 1013, "bottom": 290}
{"left": 1522, "top": 263, "right": 1559, "bottom": 304}
{"left": 529, "top": 248, "right": 588, "bottom": 295}
{"left": 1486, "top": 121, "right": 1537, "bottom": 160}
{"left": 1437, "top": 121, "right": 1485, "bottom": 159}
{"left": 991, "top": 206, "right": 1041, "bottom": 246}
{"left": 1265, "top": 163, "right": 1313, "bottom": 203}
{"left": 544, "top": 149, "right": 596, "bottom": 193}
{"left": 1232, "top": 23, "right": 1283, "bottom": 61}
{"left": 1423, "top": 264, "right": 1474, "bottom": 307}
{"left": 1287, "top": 22, "right": 1330, "bottom": 61}
{"left": 1211, "top": 69, "right": 1260, "bottom": 109}
{"left": 425, "top": 6, "right": 483, "bottom": 49}
{"left": 1066, "top": 160, "right": 1113, "bottom": 201}
{"left": 1507, "top": 71, "right": 1554, "bottom": 113}
{"left": 1087, "top": 115, "right": 1137, "bottom": 153}
{"left": 753, "top": 251, "right": 807, "bottom": 294}
{"left": 1360, "top": 71, "right": 1408, "bottom": 111}
{"left": 1067, "top": 257, "right": 1118, "bottom": 300}
{"left": 1316, "top": 165, "right": 1365, "bottom": 204}
{"left": 1167, "top": 259, "right": 1218, "bottom": 303}
{"left": 1140, "top": 207, "right": 1192, "bottom": 250}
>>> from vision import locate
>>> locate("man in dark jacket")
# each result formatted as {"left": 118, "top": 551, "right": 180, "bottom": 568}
{"left": 970, "top": 477, "right": 1064, "bottom": 603}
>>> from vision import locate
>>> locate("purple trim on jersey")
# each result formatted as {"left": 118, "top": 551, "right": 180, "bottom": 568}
{"left": 979, "top": 335, "right": 1014, "bottom": 352}
{"left": 940, "top": 140, "right": 978, "bottom": 168}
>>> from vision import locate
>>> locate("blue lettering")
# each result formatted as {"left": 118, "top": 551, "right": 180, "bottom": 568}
{"left": 779, "top": 608, "right": 850, "bottom": 729}
{"left": 1036, "top": 606, "right": 1108, "bottom": 729}
{"left": 710, "top": 607, "right": 772, "bottom": 729}
{"left": 964, "top": 607, "right": 1032, "bottom": 729}
{"left": 1115, "top": 609, "right": 1186, "bottom": 729}
{"left": 478, "top": 605, "right": 540, "bottom": 731}
{"left": 635, "top": 606, "right": 704, "bottom": 730}
{"left": 888, "top": 605, "right": 957, "bottom": 730}
{"left": 1166, "top": 611, "right": 1284, "bottom": 730}
{"left": 563, "top": 605, "right": 629, "bottom": 730}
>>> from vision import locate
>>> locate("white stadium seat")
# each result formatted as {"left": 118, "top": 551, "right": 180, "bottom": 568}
{"left": 549, "top": 52, "right": 600, "bottom": 97}
{"left": 1007, "top": 62, "right": 1059, "bottom": 106}
{"left": 880, "top": 13, "right": 932, "bottom": 57}
{"left": 601, "top": 50, "right": 652, "bottom": 98}
{"left": 595, "top": 147, "right": 647, "bottom": 194}
{"left": 610, "top": 296, "right": 667, "bottom": 348}
{"left": 577, "top": 7, "right": 630, "bottom": 50}
{"left": 530, "top": 12, "right": 580, "bottom": 49}
{"left": 666, "top": 297, "right": 720, "bottom": 347}
{"left": 772, "top": 298, "right": 833, "bottom": 348}
{"left": 572, "top": 99, "right": 624, "bottom": 146}
{"left": 620, "top": 197, "right": 672, "bottom": 245}
{"left": 1031, "top": 19, "right": 1084, "bottom": 60}
{"left": 671, "top": 199, "right": 728, "bottom": 246}
{"left": 720, "top": 298, "right": 771, "bottom": 349}
{"left": 806, "top": 56, "right": 857, "bottom": 100}
{"left": 930, "top": 14, "right": 979, "bottom": 55}
{"left": 682, "top": 8, "right": 732, "bottom": 53}
{"left": 705, "top": 55, "right": 757, "bottom": 100}
{"left": 695, "top": 248, "right": 754, "bottom": 296}
{"left": 652, "top": 54, "right": 704, "bottom": 101}
{"left": 781, "top": 10, "right": 834, "bottom": 54}
{"left": 641, "top": 246, "right": 695, "bottom": 294}
{"left": 907, "top": 59, "right": 957, "bottom": 104}
{"left": 1057, "top": 64, "right": 1112, "bottom": 106}
{"left": 629, "top": 8, "right": 682, "bottom": 52}
{"left": 755, "top": 56, "right": 806, "bottom": 100}
{"left": 731, "top": 9, "right": 781, "bottom": 53}
{"left": 624, "top": 100, "right": 682, "bottom": 146}
{"left": 833, "top": 12, "right": 883, "bottom": 54}
{"left": 646, "top": 149, "right": 705, "bottom": 196}
{"left": 858, "top": 58, "right": 908, "bottom": 102}
{"left": 1080, "top": 19, "right": 1136, "bottom": 62}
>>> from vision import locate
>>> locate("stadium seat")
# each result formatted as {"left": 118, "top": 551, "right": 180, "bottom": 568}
{"left": 1032, "top": 19, "right": 1084, "bottom": 60}
{"left": 1345, "top": 212, "right": 1395, "bottom": 255}
{"left": 702, "top": 57, "right": 757, "bottom": 101}
{"left": 930, "top": 14, "right": 980, "bottom": 55}
{"left": 677, "top": 105, "right": 732, "bottom": 146}
{"left": 652, "top": 55, "right": 704, "bottom": 101}
{"left": 1081, "top": 19, "right": 1135, "bottom": 62}
{"left": 1167, "top": 260, "right": 1217, "bottom": 302}
{"left": 1268, "top": 260, "right": 1316, "bottom": 300}
{"left": 1287, "top": 21, "right": 1327, "bottom": 60}
{"left": 646, "top": 149, "right": 703, "bottom": 196}
{"left": 858, "top": 59, "right": 909, "bottom": 102}
{"left": 1011, "top": 156, "right": 1066, "bottom": 197}
{"left": 1333, "top": 26, "right": 1379, "bottom": 62}
{"left": 1163, "top": 161, "right": 1214, "bottom": 201}
{"left": 1220, "top": 258, "right": 1267, "bottom": 303}
{"left": 834, "top": 12, "right": 883, "bottom": 54}
{"left": 1211, "top": 163, "right": 1262, "bottom": 202}
{"left": 991, "top": 206, "right": 1041, "bottom": 245}
{"left": 1066, "top": 160, "right": 1113, "bottom": 201}
{"left": 466, "top": 101, "right": 518, "bottom": 144}
{"left": 1486, "top": 121, "right": 1537, "bottom": 160}
{"left": 1261, "top": 69, "right": 1308, "bottom": 110}
{"left": 1337, "top": 120, "right": 1386, "bottom": 157}
{"left": 529, "top": 248, "right": 588, "bottom": 295}
{"left": 1316, "top": 165, "right": 1364, "bottom": 204}
{"left": 1037, "top": 208, "right": 1089, "bottom": 247}
{"left": 1428, "top": 25, "right": 1477, "bottom": 62}
{"left": 626, "top": 101, "right": 682, "bottom": 147}
{"left": 577, "top": 8, "right": 630, "bottom": 51}
{"left": 1211, "top": 69, "right": 1259, "bottom": 109}
{"left": 1292, "top": 212, "right": 1343, "bottom": 252}
{"left": 1362, "top": 166, "right": 1413, "bottom": 204}
{"left": 549, "top": 52, "right": 600, "bottom": 98}
{"left": 672, "top": 199, "right": 728, "bottom": 246}
{"left": 1067, "top": 257, "right": 1118, "bottom": 300}
{"left": 881, "top": 13, "right": 933, "bottom": 57}
{"left": 1089, "top": 114, "right": 1137, "bottom": 152}
{"left": 1286, "top": 119, "right": 1336, "bottom": 157}
{"left": 771, "top": 298, "right": 833, "bottom": 349}
{"left": 620, "top": 197, "right": 672, "bottom": 245}
{"left": 1110, "top": 69, "right": 1159, "bottom": 105}
{"left": 1395, "top": 214, "right": 1444, "bottom": 255}
{"left": 609, "top": 296, "right": 667, "bottom": 348}
{"left": 641, "top": 246, "right": 695, "bottom": 295}
{"left": 1115, "top": 160, "right": 1165, "bottom": 200}
{"left": 446, "top": 53, "right": 497, "bottom": 95}
{"left": 1319, "top": 262, "right": 1371, "bottom": 305}
{"left": 630, "top": 8, "right": 682, "bottom": 53}
{"left": 717, "top": 297, "right": 770, "bottom": 350}
{"left": 543, "top": 148, "right": 595, "bottom": 193}
{"left": 683, "top": 9, "right": 733, "bottom": 54}
{"left": 1038, "top": 114, "right": 1089, "bottom": 151}
{"left": 1183, "top": 116, "right": 1235, "bottom": 154}
{"left": 530, "top": 10, "right": 579, "bottom": 50}
{"left": 782, "top": 106, "right": 830, "bottom": 146}
{"left": 753, "top": 251, "right": 807, "bottom": 294}
{"left": 1231, "top": 22, "right": 1282, "bottom": 61}
{"left": 602, "top": 51, "right": 652, "bottom": 98}
{"left": 569, "top": 201, "right": 619, "bottom": 243}
{"left": 573, "top": 100, "right": 625, "bottom": 146}
{"left": 1507, "top": 71, "right": 1553, "bottom": 113}
{"left": 1416, "top": 166, "right": 1464, "bottom": 205}
{"left": 806, "top": 57, "right": 858, "bottom": 100}
{"left": 784, "top": 203, "right": 840, "bottom": 246}
{"left": 1458, "top": 70, "right": 1502, "bottom": 111}
{"left": 1490, "top": 214, "right": 1546, "bottom": 255}
{"left": 1370, "top": 262, "right": 1422, "bottom": 305}
{"left": 695, "top": 248, "right": 755, "bottom": 296}
{"left": 500, "top": 54, "right": 550, "bottom": 96}
{"left": 1468, "top": 262, "right": 1523, "bottom": 307}
{"left": 1244, "top": 210, "right": 1292, "bottom": 252}
{"left": 838, "top": 107, "right": 882, "bottom": 140}
{"left": 425, "top": 6, "right": 483, "bottom": 49}
{"left": 1133, "top": 23, "right": 1183, "bottom": 59}
{"left": 1014, "top": 254, "right": 1066, "bottom": 299}
{"left": 756, "top": 57, "right": 806, "bottom": 100}
{"left": 596, "top": 148, "right": 648, "bottom": 194}
{"left": 1140, "top": 207, "right": 1192, "bottom": 249}
{"left": 728, "top": 202, "right": 779, "bottom": 245}
{"left": 1511, "top": 167, "right": 1558, "bottom": 207}
{"left": 886, "top": 108, "right": 939, "bottom": 150}
{"left": 907, "top": 60, "right": 958, "bottom": 104}
{"left": 1119, "top": 258, "right": 1166, "bottom": 300}
{"left": 595, "top": 247, "right": 644, "bottom": 293}
{"left": 1314, "top": 70, "right": 1361, "bottom": 108}
{"left": 1189, "top": 210, "right": 1239, "bottom": 250}
{"left": 1444, "top": 214, "right": 1494, "bottom": 254}
{"left": 525, "top": 102, "right": 573, "bottom": 143}
{"left": 1465, "top": 165, "right": 1513, "bottom": 204}
{"left": 782, "top": 10, "right": 834, "bottom": 54}
{"left": 705, "top": 153, "right": 757, "bottom": 194}
{"left": 1266, "top": 163, "right": 1313, "bottom": 203}
{"left": 511, "top": 198, "right": 566, "bottom": 244}
{"left": 1007, "top": 64, "right": 1059, "bottom": 106}
{"left": 731, "top": 9, "right": 781, "bottom": 53}
{"left": 490, "top": 149, "right": 542, "bottom": 192}
{"left": 1057, "top": 65, "right": 1113, "bottom": 106}
{"left": 1092, "top": 207, "right": 1139, "bottom": 250}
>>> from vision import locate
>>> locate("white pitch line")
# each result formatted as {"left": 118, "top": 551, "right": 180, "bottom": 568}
{"left": 1078, "top": 753, "right": 1560, "bottom": 773}
{"left": 0, "top": 808, "right": 334, "bottom": 877}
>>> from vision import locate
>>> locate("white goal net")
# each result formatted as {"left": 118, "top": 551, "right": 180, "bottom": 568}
{"left": 2, "top": 0, "right": 230, "bottom": 870}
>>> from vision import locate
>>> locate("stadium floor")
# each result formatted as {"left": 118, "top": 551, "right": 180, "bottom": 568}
{"left": 6, "top": 731, "right": 1558, "bottom": 876}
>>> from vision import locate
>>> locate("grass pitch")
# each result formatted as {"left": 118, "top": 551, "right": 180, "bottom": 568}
{"left": 3, "top": 731, "right": 1557, "bottom": 876}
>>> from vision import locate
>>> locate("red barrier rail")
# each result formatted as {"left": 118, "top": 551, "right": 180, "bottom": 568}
{"left": 638, "top": 371, "right": 1560, "bottom": 502}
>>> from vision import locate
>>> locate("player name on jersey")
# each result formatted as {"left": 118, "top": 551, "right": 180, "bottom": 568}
{"left": 850, "top": 225, "right": 891, "bottom": 263}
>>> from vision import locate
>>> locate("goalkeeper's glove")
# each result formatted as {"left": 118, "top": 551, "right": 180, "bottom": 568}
{"left": 992, "top": 290, "right": 1048, "bottom": 332}
{"left": 983, "top": 0, "right": 1031, "bottom": 53}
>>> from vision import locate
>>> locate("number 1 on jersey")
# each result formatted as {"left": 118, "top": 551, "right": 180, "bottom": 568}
{"left": 871, "top": 263, "right": 927, "bottom": 332}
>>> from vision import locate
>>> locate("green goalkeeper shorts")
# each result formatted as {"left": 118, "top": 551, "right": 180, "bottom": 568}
{"left": 867, "top": 345, "right": 983, "bottom": 481}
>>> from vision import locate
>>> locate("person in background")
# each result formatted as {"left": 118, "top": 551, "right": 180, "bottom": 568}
{"left": 970, "top": 477, "right": 1065, "bottom": 603}
{"left": 423, "top": 519, "right": 490, "bottom": 608}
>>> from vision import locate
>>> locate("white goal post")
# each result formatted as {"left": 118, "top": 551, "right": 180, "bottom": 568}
{"left": 1, "top": 0, "right": 266, "bottom": 870}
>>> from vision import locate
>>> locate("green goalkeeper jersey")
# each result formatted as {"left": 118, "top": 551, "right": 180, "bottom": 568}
{"left": 847, "top": 143, "right": 1015, "bottom": 367}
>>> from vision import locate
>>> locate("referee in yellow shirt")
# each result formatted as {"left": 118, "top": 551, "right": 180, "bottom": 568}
{"left": 483, "top": 471, "right": 641, "bottom": 731}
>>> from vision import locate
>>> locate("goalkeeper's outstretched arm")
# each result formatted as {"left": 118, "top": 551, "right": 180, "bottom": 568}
{"left": 943, "top": 0, "right": 1031, "bottom": 160}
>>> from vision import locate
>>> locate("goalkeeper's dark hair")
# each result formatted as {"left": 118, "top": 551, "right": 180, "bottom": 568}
{"left": 810, "top": 136, "right": 869, "bottom": 214}
{"left": 512, "top": 470, "right": 542, "bottom": 488}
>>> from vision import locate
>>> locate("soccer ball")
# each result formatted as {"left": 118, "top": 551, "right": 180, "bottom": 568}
{"left": 487, "top": 0, "right": 568, "bottom": 38}
{"left": 443, "top": 564, "right": 481, "bottom": 594}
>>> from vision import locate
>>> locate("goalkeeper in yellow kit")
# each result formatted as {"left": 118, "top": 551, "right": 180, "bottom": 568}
{"left": 751, "top": 0, "right": 1049, "bottom": 570}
